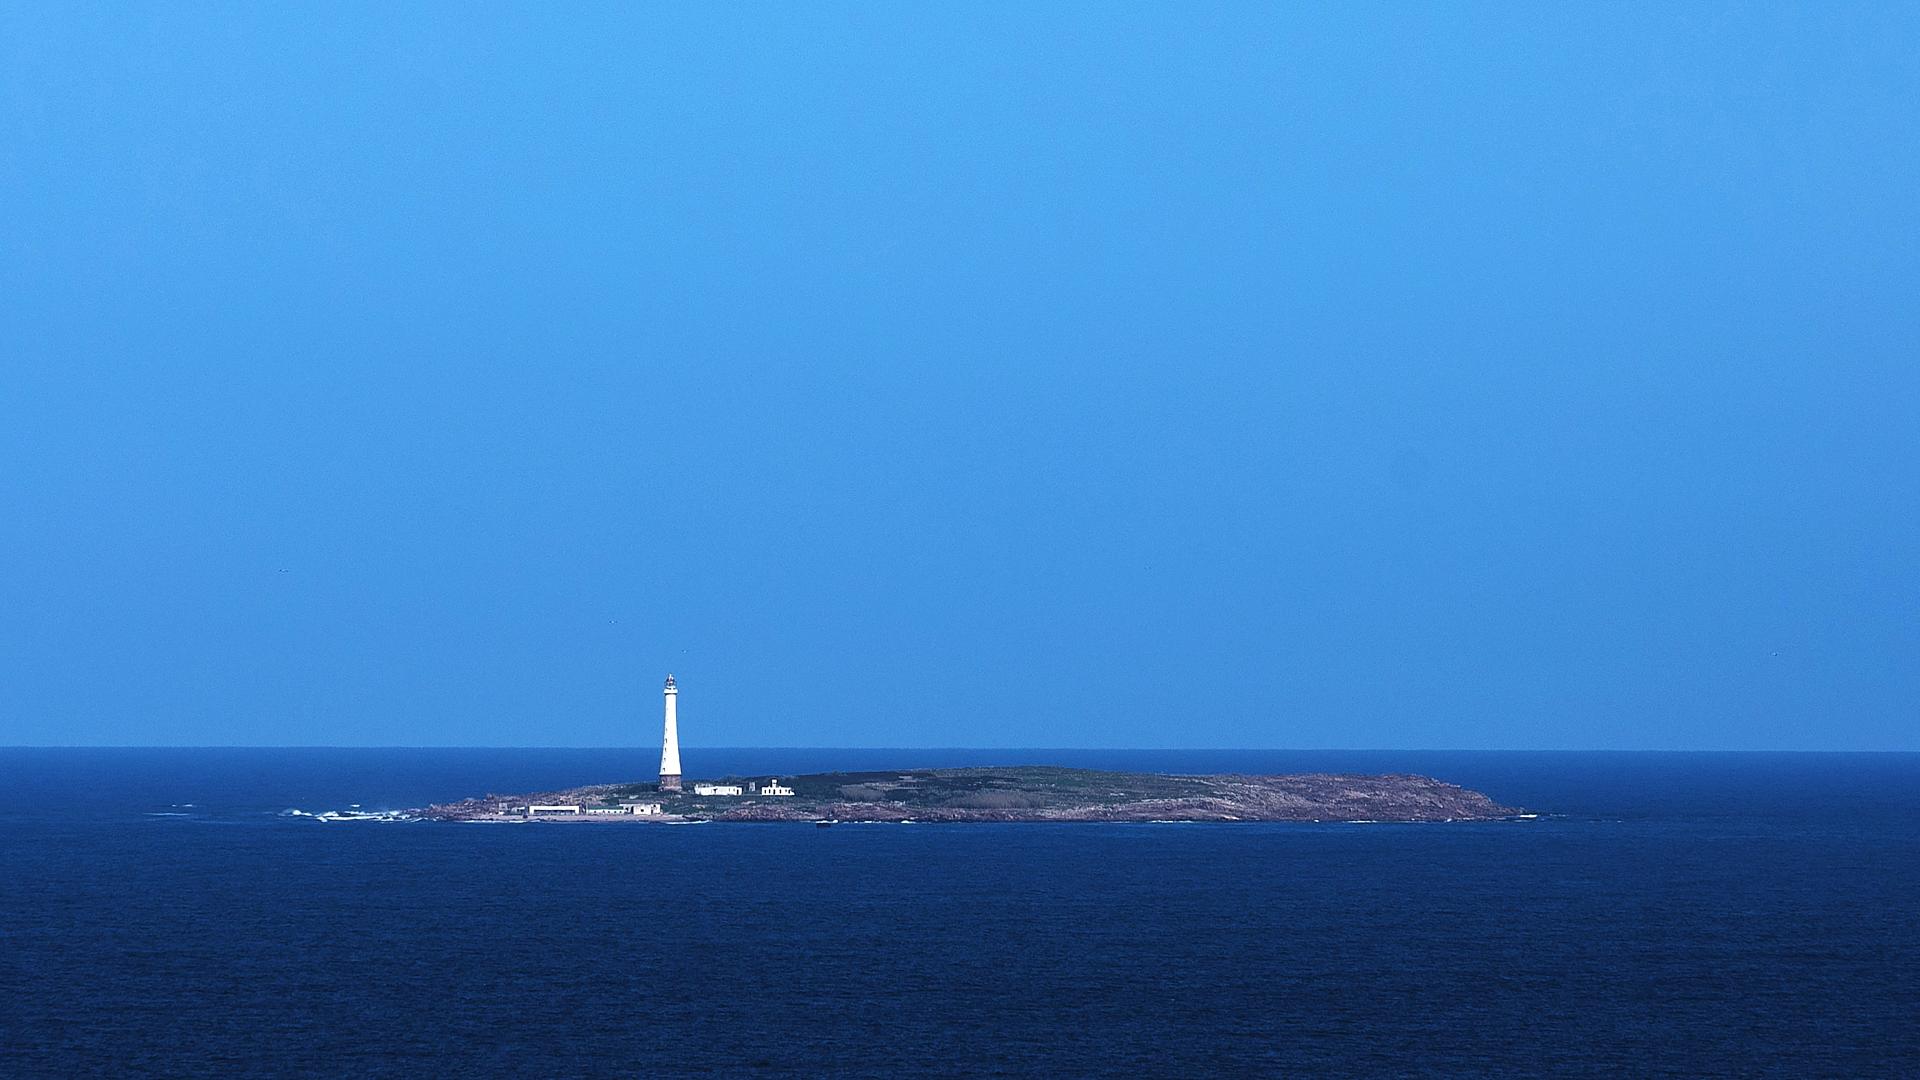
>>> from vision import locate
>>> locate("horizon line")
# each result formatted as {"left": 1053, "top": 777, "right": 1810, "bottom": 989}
{"left": 3, "top": 745, "right": 1916, "bottom": 754}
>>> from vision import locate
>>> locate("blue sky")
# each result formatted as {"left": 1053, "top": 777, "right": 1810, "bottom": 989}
{"left": 3, "top": 3, "right": 1916, "bottom": 748}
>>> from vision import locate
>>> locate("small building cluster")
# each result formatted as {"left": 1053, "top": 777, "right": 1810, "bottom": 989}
{"left": 524, "top": 802, "right": 663, "bottom": 818}
{"left": 691, "top": 779, "right": 794, "bottom": 797}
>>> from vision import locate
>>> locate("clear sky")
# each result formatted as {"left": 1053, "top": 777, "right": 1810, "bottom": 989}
{"left": 3, "top": 4, "right": 1916, "bottom": 749}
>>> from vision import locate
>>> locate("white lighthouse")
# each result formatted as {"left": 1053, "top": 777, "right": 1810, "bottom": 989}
{"left": 658, "top": 673, "right": 683, "bottom": 792}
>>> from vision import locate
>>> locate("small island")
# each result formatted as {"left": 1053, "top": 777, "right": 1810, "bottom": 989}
{"left": 415, "top": 766, "right": 1519, "bottom": 824}
{"left": 411, "top": 682, "right": 1520, "bottom": 825}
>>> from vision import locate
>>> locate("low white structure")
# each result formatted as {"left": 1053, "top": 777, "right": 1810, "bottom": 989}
{"left": 758, "top": 780, "right": 795, "bottom": 796}
{"left": 528, "top": 804, "right": 581, "bottom": 816}
{"left": 692, "top": 783, "right": 744, "bottom": 796}
{"left": 584, "top": 807, "right": 627, "bottom": 815}
{"left": 621, "top": 803, "right": 665, "bottom": 816}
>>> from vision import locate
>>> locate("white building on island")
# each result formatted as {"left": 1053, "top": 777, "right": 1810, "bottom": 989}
{"left": 658, "top": 674, "right": 682, "bottom": 793}
{"left": 529, "top": 803, "right": 663, "bottom": 817}
{"left": 692, "top": 783, "right": 744, "bottom": 796}
{"left": 757, "top": 780, "right": 795, "bottom": 796}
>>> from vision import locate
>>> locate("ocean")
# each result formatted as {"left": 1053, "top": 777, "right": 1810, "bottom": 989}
{"left": 2, "top": 749, "right": 1915, "bottom": 1078}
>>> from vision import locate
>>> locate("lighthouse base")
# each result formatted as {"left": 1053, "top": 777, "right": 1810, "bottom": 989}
{"left": 659, "top": 774, "right": 682, "bottom": 793}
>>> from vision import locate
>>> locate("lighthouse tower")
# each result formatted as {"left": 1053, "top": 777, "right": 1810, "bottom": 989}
{"left": 658, "top": 674, "right": 683, "bottom": 792}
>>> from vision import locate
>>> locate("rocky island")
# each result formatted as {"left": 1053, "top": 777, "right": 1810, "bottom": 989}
{"left": 415, "top": 766, "right": 1519, "bottom": 824}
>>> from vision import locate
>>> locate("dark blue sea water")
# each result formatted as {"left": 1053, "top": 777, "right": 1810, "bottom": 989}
{"left": 2, "top": 749, "right": 1916, "bottom": 1078}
